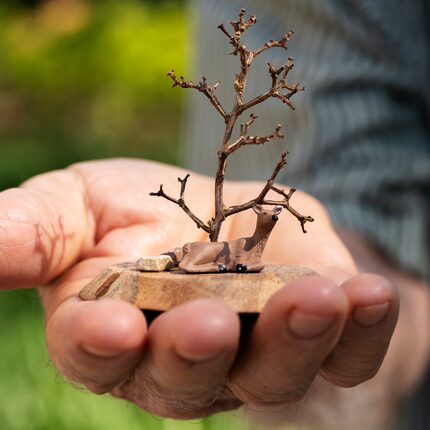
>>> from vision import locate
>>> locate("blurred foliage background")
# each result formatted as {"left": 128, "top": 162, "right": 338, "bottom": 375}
{"left": 0, "top": 0, "right": 187, "bottom": 190}
{"left": 0, "top": 0, "right": 248, "bottom": 428}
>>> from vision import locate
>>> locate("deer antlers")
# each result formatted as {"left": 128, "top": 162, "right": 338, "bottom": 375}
{"left": 151, "top": 9, "right": 313, "bottom": 241}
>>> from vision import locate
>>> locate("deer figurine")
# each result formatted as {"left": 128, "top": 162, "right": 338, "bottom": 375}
{"left": 177, "top": 205, "right": 283, "bottom": 273}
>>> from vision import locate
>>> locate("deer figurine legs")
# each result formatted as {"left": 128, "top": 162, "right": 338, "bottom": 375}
{"left": 179, "top": 261, "right": 227, "bottom": 273}
{"left": 178, "top": 260, "right": 263, "bottom": 273}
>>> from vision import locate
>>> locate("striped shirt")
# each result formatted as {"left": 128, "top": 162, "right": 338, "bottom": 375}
{"left": 184, "top": 1, "right": 430, "bottom": 428}
{"left": 184, "top": 0, "right": 430, "bottom": 283}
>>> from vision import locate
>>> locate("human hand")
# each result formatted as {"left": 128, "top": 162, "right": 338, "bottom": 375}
{"left": 0, "top": 159, "right": 401, "bottom": 420}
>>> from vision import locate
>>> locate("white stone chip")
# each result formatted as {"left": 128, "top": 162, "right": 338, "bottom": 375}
{"left": 136, "top": 255, "right": 175, "bottom": 272}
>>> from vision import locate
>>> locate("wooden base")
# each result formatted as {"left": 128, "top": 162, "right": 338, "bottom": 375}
{"left": 79, "top": 263, "right": 315, "bottom": 313}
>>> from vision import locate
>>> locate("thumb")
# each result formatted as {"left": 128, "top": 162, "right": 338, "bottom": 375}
{"left": 0, "top": 170, "right": 92, "bottom": 290}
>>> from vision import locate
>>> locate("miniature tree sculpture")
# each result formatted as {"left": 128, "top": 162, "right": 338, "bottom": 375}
{"left": 149, "top": 9, "right": 313, "bottom": 271}
{"left": 79, "top": 9, "right": 316, "bottom": 311}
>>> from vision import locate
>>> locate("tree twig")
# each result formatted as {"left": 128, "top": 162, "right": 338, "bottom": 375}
{"left": 253, "top": 31, "right": 294, "bottom": 57}
{"left": 240, "top": 60, "right": 304, "bottom": 113}
{"left": 264, "top": 195, "right": 315, "bottom": 233}
{"left": 224, "top": 152, "right": 288, "bottom": 216}
{"left": 167, "top": 71, "right": 227, "bottom": 119}
{"left": 149, "top": 175, "right": 211, "bottom": 233}
{"left": 227, "top": 123, "right": 284, "bottom": 154}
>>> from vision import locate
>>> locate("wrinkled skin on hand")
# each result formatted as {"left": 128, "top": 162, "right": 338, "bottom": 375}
{"left": 0, "top": 159, "right": 406, "bottom": 420}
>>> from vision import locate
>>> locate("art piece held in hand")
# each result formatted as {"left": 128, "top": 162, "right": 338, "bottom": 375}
{"left": 79, "top": 9, "right": 315, "bottom": 312}
{"left": 149, "top": 9, "right": 313, "bottom": 273}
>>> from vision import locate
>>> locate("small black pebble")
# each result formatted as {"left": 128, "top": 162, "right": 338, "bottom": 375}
{"left": 236, "top": 264, "right": 247, "bottom": 272}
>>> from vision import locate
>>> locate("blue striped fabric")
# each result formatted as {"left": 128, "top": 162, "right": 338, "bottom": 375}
{"left": 183, "top": 0, "right": 430, "bottom": 283}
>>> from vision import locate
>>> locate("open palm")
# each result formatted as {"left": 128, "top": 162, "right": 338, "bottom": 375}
{"left": 0, "top": 159, "right": 398, "bottom": 419}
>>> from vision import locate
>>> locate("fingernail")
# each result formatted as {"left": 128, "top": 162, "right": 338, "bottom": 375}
{"left": 353, "top": 302, "right": 389, "bottom": 327}
{"left": 288, "top": 310, "right": 335, "bottom": 339}
{"left": 82, "top": 344, "right": 124, "bottom": 358}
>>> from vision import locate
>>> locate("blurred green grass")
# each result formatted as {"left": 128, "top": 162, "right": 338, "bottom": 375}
{"left": 0, "top": 0, "right": 187, "bottom": 189}
{"left": 0, "top": 1, "right": 251, "bottom": 428}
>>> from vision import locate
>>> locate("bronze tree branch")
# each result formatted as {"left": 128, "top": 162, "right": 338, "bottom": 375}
{"left": 151, "top": 9, "right": 313, "bottom": 242}
{"left": 149, "top": 176, "right": 211, "bottom": 234}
